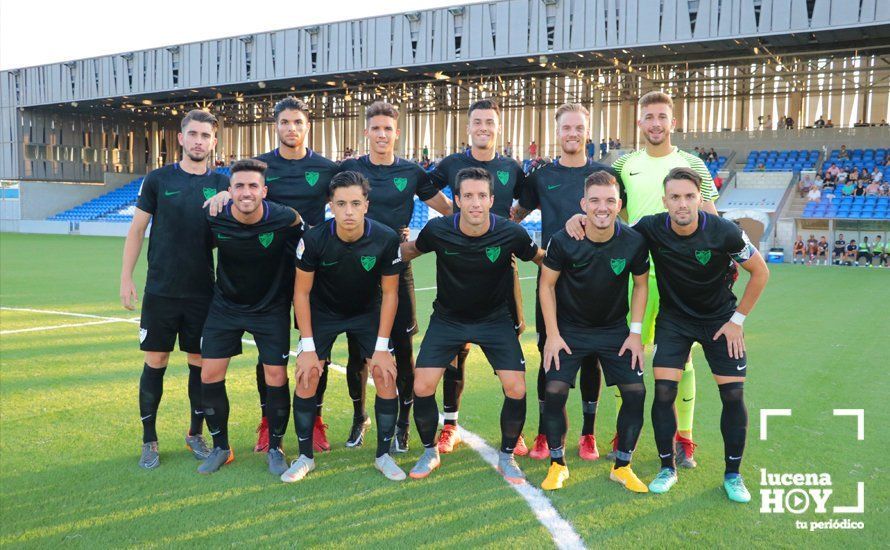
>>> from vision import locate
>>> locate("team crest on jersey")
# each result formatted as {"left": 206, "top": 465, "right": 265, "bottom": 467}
{"left": 139, "top": 328, "right": 148, "bottom": 343}
{"left": 393, "top": 177, "right": 408, "bottom": 192}
{"left": 486, "top": 246, "right": 501, "bottom": 263}
{"left": 305, "top": 171, "right": 320, "bottom": 186}
{"left": 695, "top": 249, "right": 712, "bottom": 265}
{"left": 202, "top": 187, "right": 216, "bottom": 200}
{"left": 361, "top": 255, "right": 377, "bottom": 271}
{"left": 259, "top": 232, "right": 274, "bottom": 248}
{"left": 497, "top": 171, "right": 510, "bottom": 185}
{"left": 610, "top": 258, "right": 626, "bottom": 275}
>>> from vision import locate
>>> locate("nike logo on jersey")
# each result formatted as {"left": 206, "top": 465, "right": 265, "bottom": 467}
{"left": 266, "top": 176, "right": 281, "bottom": 182}
{"left": 572, "top": 261, "right": 591, "bottom": 268}
{"left": 217, "top": 234, "right": 232, "bottom": 240}
{"left": 547, "top": 184, "right": 561, "bottom": 190}
{"left": 629, "top": 171, "right": 641, "bottom": 176}
{"left": 164, "top": 190, "right": 180, "bottom": 196}
{"left": 682, "top": 397, "right": 693, "bottom": 402}
{"left": 321, "top": 260, "right": 339, "bottom": 266}
{"left": 443, "top": 250, "right": 460, "bottom": 255}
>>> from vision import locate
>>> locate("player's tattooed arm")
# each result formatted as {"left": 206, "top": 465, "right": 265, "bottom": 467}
{"left": 510, "top": 204, "right": 533, "bottom": 222}
{"left": 369, "top": 274, "right": 399, "bottom": 390}
{"left": 424, "top": 191, "right": 453, "bottom": 216}
{"left": 620, "top": 272, "right": 649, "bottom": 371}
{"left": 203, "top": 190, "right": 231, "bottom": 216}
{"left": 539, "top": 266, "right": 570, "bottom": 372}
{"left": 294, "top": 268, "right": 324, "bottom": 389}
{"left": 120, "top": 209, "right": 151, "bottom": 310}
{"left": 713, "top": 247, "right": 769, "bottom": 360}
{"left": 399, "top": 240, "right": 424, "bottom": 262}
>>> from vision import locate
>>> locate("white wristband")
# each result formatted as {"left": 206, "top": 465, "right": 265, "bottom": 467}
{"left": 300, "top": 337, "right": 316, "bottom": 353}
{"left": 374, "top": 337, "right": 390, "bottom": 352}
{"left": 730, "top": 311, "right": 747, "bottom": 326}
{"left": 629, "top": 322, "right": 643, "bottom": 334}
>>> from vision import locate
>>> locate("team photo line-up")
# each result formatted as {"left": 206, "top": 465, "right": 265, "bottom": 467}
{"left": 120, "top": 90, "right": 769, "bottom": 502}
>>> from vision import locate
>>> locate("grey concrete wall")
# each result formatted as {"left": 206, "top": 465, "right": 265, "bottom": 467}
{"left": 19, "top": 172, "right": 138, "bottom": 220}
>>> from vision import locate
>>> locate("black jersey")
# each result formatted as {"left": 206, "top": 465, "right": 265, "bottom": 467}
{"left": 634, "top": 212, "right": 758, "bottom": 321}
{"left": 254, "top": 148, "right": 341, "bottom": 226}
{"left": 208, "top": 201, "right": 300, "bottom": 312}
{"left": 429, "top": 151, "right": 525, "bottom": 218}
{"left": 520, "top": 159, "right": 616, "bottom": 245}
{"left": 339, "top": 155, "right": 439, "bottom": 232}
{"left": 834, "top": 238, "right": 846, "bottom": 249}
{"left": 295, "top": 218, "right": 403, "bottom": 317}
{"left": 136, "top": 163, "right": 229, "bottom": 298}
{"left": 543, "top": 223, "right": 650, "bottom": 329}
{"left": 415, "top": 214, "right": 539, "bottom": 321}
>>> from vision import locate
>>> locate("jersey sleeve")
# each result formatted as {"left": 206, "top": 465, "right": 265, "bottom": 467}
{"left": 723, "top": 221, "right": 757, "bottom": 263}
{"left": 135, "top": 172, "right": 159, "bottom": 214}
{"left": 414, "top": 220, "right": 436, "bottom": 253}
{"left": 518, "top": 169, "right": 540, "bottom": 211}
{"left": 380, "top": 232, "right": 404, "bottom": 276}
{"left": 215, "top": 173, "right": 230, "bottom": 192}
{"left": 610, "top": 156, "right": 629, "bottom": 205}
{"left": 512, "top": 166, "right": 527, "bottom": 200}
{"left": 629, "top": 238, "right": 651, "bottom": 276}
{"left": 513, "top": 224, "right": 539, "bottom": 262}
{"left": 428, "top": 158, "right": 449, "bottom": 190}
{"left": 414, "top": 166, "right": 439, "bottom": 201}
{"left": 682, "top": 152, "right": 719, "bottom": 202}
{"left": 542, "top": 235, "right": 566, "bottom": 271}
{"left": 294, "top": 231, "right": 319, "bottom": 272}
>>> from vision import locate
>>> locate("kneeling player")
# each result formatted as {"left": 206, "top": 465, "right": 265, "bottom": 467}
{"left": 538, "top": 171, "right": 650, "bottom": 492}
{"left": 635, "top": 167, "right": 769, "bottom": 502}
{"left": 198, "top": 159, "right": 303, "bottom": 474}
{"left": 281, "top": 171, "right": 405, "bottom": 483}
{"left": 400, "top": 167, "right": 544, "bottom": 483}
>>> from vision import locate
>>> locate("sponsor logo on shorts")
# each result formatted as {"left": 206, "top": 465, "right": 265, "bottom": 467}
{"left": 360, "top": 256, "right": 377, "bottom": 271}
{"left": 393, "top": 177, "right": 408, "bottom": 192}
{"left": 305, "top": 171, "right": 320, "bottom": 186}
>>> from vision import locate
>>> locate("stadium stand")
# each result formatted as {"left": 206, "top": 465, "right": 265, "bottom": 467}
{"left": 825, "top": 147, "right": 889, "bottom": 178}
{"left": 743, "top": 149, "right": 819, "bottom": 172}
{"left": 802, "top": 195, "right": 890, "bottom": 220}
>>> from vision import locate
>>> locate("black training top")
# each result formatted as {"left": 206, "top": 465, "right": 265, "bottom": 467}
{"left": 543, "top": 223, "right": 649, "bottom": 329}
{"left": 520, "top": 159, "right": 616, "bottom": 245}
{"left": 429, "top": 151, "right": 525, "bottom": 218}
{"left": 339, "top": 155, "right": 439, "bottom": 232}
{"left": 136, "top": 163, "right": 229, "bottom": 298}
{"left": 255, "top": 148, "right": 341, "bottom": 226}
{"left": 415, "top": 214, "right": 539, "bottom": 321}
{"left": 634, "top": 212, "right": 758, "bottom": 321}
{"left": 207, "top": 200, "right": 300, "bottom": 312}
{"left": 295, "top": 218, "right": 403, "bottom": 317}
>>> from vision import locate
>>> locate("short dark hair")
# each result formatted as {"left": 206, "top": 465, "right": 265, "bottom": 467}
{"left": 454, "top": 167, "right": 493, "bottom": 195}
{"left": 365, "top": 101, "right": 399, "bottom": 121}
{"left": 584, "top": 171, "right": 619, "bottom": 192}
{"left": 181, "top": 109, "right": 218, "bottom": 131}
{"left": 273, "top": 96, "right": 311, "bottom": 122}
{"left": 467, "top": 98, "right": 500, "bottom": 118}
{"left": 230, "top": 159, "right": 267, "bottom": 179}
{"left": 663, "top": 166, "right": 702, "bottom": 191}
{"left": 329, "top": 170, "right": 370, "bottom": 198}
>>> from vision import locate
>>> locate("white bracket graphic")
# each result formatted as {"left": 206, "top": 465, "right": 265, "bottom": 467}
{"left": 760, "top": 409, "right": 792, "bottom": 440}
{"left": 833, "top": 482, "right": 865, "bottom": 514}
{"left": 833, "top": 409, "right": 865, "bottom": 440}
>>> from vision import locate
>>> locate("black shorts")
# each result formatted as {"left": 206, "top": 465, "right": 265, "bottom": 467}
{"left": 311, "top": 308, "right": 379, "bottom": 361}
{"left": 139, "top": 292, "right": 211, "bottom": 354}
{"left": 416, "top": 311, "right": 525, "bottom": 373}
{"left": 833, "top": 247, "right": 844, "bottom": 256}
{"left": 653, "top": 313, "right": 747, "bottom": 378}
{"left": 817, "top": 248, "right": 828, "bottom": 257}
{"left": 546, "top": 324, "right": 643, "bottom": 387}
{"left": 201, "top": 301, "right": 291, "bottom": 366}
{"left": 394, "top": 264, "right": 419, "bottom": 337}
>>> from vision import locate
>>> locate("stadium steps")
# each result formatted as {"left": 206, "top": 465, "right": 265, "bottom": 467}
{"left": 48, "top": 178, "right": 144, "bottom": 222}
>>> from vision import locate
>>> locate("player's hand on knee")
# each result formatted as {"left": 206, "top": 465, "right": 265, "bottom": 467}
{"left": 619, "top": 332, "right": 645, "bottom": 372}
{"left": 370, "top": 352, "right": 397, "bottom": 388}
{"left": 713, "top": 322, "right": 745, "bottom": 360}
{"left": 120, "top": 278, "right": 138, "bottom": 310}
{"left": 565, "top": 213, "right": 587, "bottom": 240}
{"left": 295, "top": 352, "right": 322, "bottom": 389}
{"left": 203, "top": 191, "right": 231, "bottom": 216}
{"left": 543, "top": 335, "right": 571, "bottom": 372}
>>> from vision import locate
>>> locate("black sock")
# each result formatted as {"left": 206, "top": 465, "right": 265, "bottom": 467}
{"left": 615, "top": 383, "right": 646, "bottom": 467}
{"left": 346, "top": 334, "right": 368, "bottom": 421}
{"left": 392, "top": 335, "right": 415, "bottom": 429}
{"left": 315, "top": 362, "right": 328, "bottom": 418}
{"left": 202, "top": 380, "right": 230, "bottom": 450}
{"left": 442, "top": 347, "right": 468, "bottom": 426}
{"left": 413, "top": 394, "right": 439, "bottom": 448}
{"left": 579, "top": 359, "right": 601, "bottom": 436}
{"left": 292, "top": 394, "right": 316, "bottom": 459}
{"left": 255, "top": 360, "right": 267, "bottom": 418}
{"left": 266, "top": 382, "right": 291, "bottom": 451}
{"left": 187, "top": 364, "right": 203, "bottom": 435}
{"left": 652, "top": 380, "right": 679, "bottom": 470}
{"left": 543, "top": 381, "right": 569, "bottom": 462}
{"left": 535, "top": 364, "right": 546, "bottom": 435}
{"left": 500, "top": 395, "right": 527, "bottom": 453}
{"left": 719, "top": 382, "right": 747, "bottom": 475}
{"left": 139, "top": 364, "right": 166, "bottom": 443}
{"left": 375, "top": 396, "right": 399, "bottom": 458}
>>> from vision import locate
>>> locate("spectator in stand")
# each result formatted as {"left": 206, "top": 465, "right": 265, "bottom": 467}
{"left": 817, "top": 236, "right": 829, "bottom": 265}
{"left": 785, "top": 115, "right": 794, "bottom": 129}
{"left": 825, "top": 119, "right": 834, "bottom": 128}
{"left": 870, "top": 167, "right": 883, "bottom": 184}
{"left": 844, "top": 239, "right": 858, "bottom": 266}
{"left": 837, "top": 168, "right": 849, "bottom": 186}
{"left": 599, "top": 139, "right": 607, "bottom": 159}
{"left": 806, "top": 234, "right": 819, "bottom": 266}
{"left": 853, "top": 182, "right": 866, "bottom": 197}
{"left": 798, "top": 173, "right": 814, "bottom": 197}
{"left": 422, "top": 144, "right": 429, "bottom": 158}
{"left": 707, "top": 148, "right": 717, "bottom": 162}
{"left": 874, "top": 236, "right": 887, "bottom": 267}
{"left": 849, "top": 167, "right": 860, "bottom": 184}
{"left": 614, "top": 138, "right": 621, "bottom": 149}
{"left": 714, "top": 174, "right": 723, "bottom": 190}
{"left": 880, "top": 182, "right": 890, "bottom": 196}
{"left": 528, "top": 140, "right": 538, "bottom": 158}
{"left": 807, "top": 185, "right": 821, "bottom": 203}
{"left": 833, "top": 233, "right": 847, "bottom": 264}
{"left": 838, "top": 145, "right": 849, "bottom": 160}
{"left": 826, "top": 162, "right": 840, "bottom": 181}
{"left": 585, "top": 138, "right": 594, "bottom": 159}
{"left": 815, "top": 171, "right": 825, "bottom": 187}
{"left": 608, "top": 137, "right": 615, "bottom": 150}
{"left": 841, "top": 180, "right": 855, "bottom": 196}
{"left": 866, "top": 180, "right": 880, "bottom": 196}
{"left": 792, "top": 236, "right": 805, "bottom": 264}
{"left": 856, "top": 237, "right": 873, "bottom": 266}
{"left": 814, "top": 116, "right": 826, "bottom": 128}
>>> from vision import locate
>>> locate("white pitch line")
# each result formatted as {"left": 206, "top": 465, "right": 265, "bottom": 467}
{"left": 7, "top": 306, "right": 585, "bottom": 549}
{"left": 0, "top": 318, "right": 126, "bottom": 335}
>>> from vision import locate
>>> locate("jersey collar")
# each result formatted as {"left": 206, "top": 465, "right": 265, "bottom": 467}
{"left": 274, "top": 147, "right": 313, "bottom": 159}
{"left": 664, "top": 211, "right": 707, "bottom": 234}
{"left": 174, "top": 162, "right": 212, "bottom": 176}
{"left": 330, "top": 218, "right": 371, "bottom": 239}
{"left": 453, "top": 213, "right": 495, "bottom": 234}
{"left": 225, "top": 200, "right": 269, "bottom": 223}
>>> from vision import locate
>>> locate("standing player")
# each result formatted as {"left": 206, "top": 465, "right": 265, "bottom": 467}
{"left": 197, "top": 159, "right": 304, "bottom": 474}
{"left": 538, "top": 171, "right": 650, "bottom": 492}
{"left": 634, "top": 167, "right": 769, "bottom": 502}
{"left": 206, "top": 97, "right": 341, "bottom": 453}
{"left": 121, "top": 110, "right": 229, "bottom": 469}
{"left": 566, "top": 91, "right": 721, "bottom": 467}
{"left": 428, "top": 98, "right": 529, "bottom": 454}
{"left": 281, "top": 171, "right": 405, "bottom": 482}
{"left": 512, "top": 103, "right": 615, "bottom": 461}
{"left": 400, "top": 168, "right": 544, "bottom": 482}
{"left": 339, "top": 101, "right": 452, "bottom": 452}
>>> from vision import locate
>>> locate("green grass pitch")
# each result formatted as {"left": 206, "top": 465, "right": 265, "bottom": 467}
{"left": 0, "top": 232, "right": 887, "bottom": 547}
